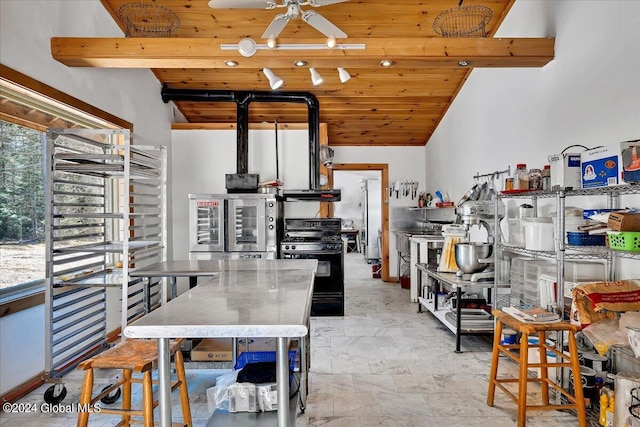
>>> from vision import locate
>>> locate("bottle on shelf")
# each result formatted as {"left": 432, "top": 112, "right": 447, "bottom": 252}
{"left": 528, "top": 168, "right": 542, "bottom": 190}
{"left": 599, "top": 392, "right": 608, "bottom": 426}
{"left": 513, "top": 163, "right": 529, "bottom": 190}
{"left": 542, "top": 165, "right": 551, "bottom": 191}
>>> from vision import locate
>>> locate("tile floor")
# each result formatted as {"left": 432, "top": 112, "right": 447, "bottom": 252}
{"left": 0, "top": 253, "right": 589, "bottom": 426}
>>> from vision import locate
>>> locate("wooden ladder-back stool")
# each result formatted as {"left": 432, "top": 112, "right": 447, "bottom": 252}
{"left": 77, "top": 338, "right": 192, "bottom": 427}
{"left": 487, "top": 310, "right": 587, "bottom": 427}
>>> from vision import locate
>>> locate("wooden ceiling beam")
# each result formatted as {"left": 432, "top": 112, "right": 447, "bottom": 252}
{"left": 51, "top": 37, "right": 554, "bottom": 69}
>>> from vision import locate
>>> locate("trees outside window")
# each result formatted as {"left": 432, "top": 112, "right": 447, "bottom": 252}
{"left": 0, "top": 121, "right": 46, "bottom": 288}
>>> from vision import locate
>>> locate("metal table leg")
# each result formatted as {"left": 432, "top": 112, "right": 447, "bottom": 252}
{"left": 455, "top": 288, "right": 462, "bottom": 353}
{"left": 157, "top": 338, "right": 172, "bottom": 427}
{"left": 276, "top": 337, "right": 290, "bottom": 427}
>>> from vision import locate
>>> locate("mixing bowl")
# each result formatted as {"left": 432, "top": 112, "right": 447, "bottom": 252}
{"left": 454, "top": 242, "right": 493, "bottom": 273}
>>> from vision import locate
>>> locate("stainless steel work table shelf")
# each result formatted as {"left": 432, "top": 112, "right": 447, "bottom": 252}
{"left": 416, "top": 265, "right": 509, "bottom": 353}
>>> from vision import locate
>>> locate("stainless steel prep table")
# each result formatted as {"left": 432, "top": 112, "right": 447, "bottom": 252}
{"left": 416, "top": 267, "right": 508, "bottom": 353}
{"left": 124, "top": 259, "right": 317, "bottom": 427}
{"left": 129, "top": 260, "right": 222, "bottom": 301}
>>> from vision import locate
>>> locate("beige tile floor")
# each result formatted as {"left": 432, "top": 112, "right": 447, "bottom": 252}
{"left": 0, "top": 252, "right": 590, "bottom": 426}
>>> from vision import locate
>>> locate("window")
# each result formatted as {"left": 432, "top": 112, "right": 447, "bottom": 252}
{"left": 0, "top": 121, "right": 46, "bottom": 291}
{"left": 0, "top": 64, "right": 131, "bottom": 307}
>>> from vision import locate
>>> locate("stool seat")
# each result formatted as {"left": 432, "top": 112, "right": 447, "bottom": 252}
{"left": 78, "top": 339, "right": 182, "bottom": 372}
{"left": 487, "top": 310, "right": 587, "bottom": 427}
{"left": 77, "top": 338, "right": 191, "bottom": 427}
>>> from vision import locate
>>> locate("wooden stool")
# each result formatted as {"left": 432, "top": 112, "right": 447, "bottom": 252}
{"left": 487, "top": 310, "right": 587, "bottom": 427}
{"left": 77, "top": 338, "right": 192, "bottom": 427}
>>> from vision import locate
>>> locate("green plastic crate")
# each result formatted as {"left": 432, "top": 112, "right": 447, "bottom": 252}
{"left": 607, "top": 231, "right": 640, "bottom": 252}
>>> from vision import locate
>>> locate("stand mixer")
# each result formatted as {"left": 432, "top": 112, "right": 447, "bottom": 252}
{"left": 454, "top": 200, "right": 505, "bottom": 281}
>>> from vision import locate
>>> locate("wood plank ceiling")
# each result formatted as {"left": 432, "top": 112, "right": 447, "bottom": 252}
{"left": 53, "top": 0, "right": 554, "bottom": 146}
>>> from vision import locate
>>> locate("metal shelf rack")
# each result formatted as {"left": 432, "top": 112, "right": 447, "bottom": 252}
{"left": 43, "top": 128, "right": 166, "bottom": 403}
{"left": 496, "top": 184, "right": 640, "bottom": 316}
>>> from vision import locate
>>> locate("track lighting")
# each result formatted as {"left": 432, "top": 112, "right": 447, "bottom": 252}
{"left": 262, "top": 68, "right": 283, "bottom": 90}
{"left": 337, "top": 67, "right": 351, "bottom": 83}
{"left": 326, "top": 35, "right": 337, "bottom": 48}
{"left": 309, "top": 68, "right": 323, "bottom": 86}
{"left": 266, "top": 36, "right": 277, "bottom": 49}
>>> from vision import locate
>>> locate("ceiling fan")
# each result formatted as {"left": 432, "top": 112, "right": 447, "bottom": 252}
{"left": 208, "top": 0, "right": 349, "bottom": 40}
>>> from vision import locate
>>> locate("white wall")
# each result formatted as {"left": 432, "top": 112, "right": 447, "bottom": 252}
{"left": 0, "top": 0, "right": 173, "bottom": 394}
{"left": 425, "top": 0, "right": 640, "bottom": 277}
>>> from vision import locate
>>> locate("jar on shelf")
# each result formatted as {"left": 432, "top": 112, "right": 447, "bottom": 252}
{"left": 513, "top": 163, "right": 528, "bottom": 190}
{"left": 542, "top": 165, "right": 551, "bottom": 190}
{"left": 528, "top": 168, "right": 542, "bottom": 190}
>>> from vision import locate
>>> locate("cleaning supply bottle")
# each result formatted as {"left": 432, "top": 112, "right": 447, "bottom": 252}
{"left": 599, "top": 393, "right": 608, "bottom": 426}
{"left": 606, "top": 394, "right": 615, "bottom": 427}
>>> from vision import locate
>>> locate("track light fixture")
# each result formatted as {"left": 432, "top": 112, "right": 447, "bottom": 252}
{"left": 262, "top": 68, "right": 283, "bottom": 90}
{"left": 309, "top": 68, "right": 323, "bottom": 86}
{"left": 266, "top": 36, "right": 277, "bottom": 49}
{"left": 326, "top": 35, "right": 337, "bottom": 48}
{"left": 337, "top": 67, "right": 351, "bottom": 83}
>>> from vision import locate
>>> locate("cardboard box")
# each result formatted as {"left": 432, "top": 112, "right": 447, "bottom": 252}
{"left": 191, "top": 338, "right": 234, "bottom": 361}
{"left": 581, "top": 141, "right": 636, "bottom": 188}
{"left": 607, "top": 212, "right": 640, "bottom": 232}
{"left": 190, "top": 337, "right": 289, "bottom": 362}
{"left": 621, "top": 143, "right": 640, "bottom": 183}
{"left": 548, "top": 152, "right": 582, "bottom": 190}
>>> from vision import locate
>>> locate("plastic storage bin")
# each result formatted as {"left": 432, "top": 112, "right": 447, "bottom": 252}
{"left": 234, "top": 350, "right": 297, "bottom": 371}
{"left": 524, "top": 218, "right": 555, "bottom": 251}
{"left": 607, "top": 231, "right": 640, "bottom": 252}
{"left": 566, "top": 231, "right": 606, "bottom": 246}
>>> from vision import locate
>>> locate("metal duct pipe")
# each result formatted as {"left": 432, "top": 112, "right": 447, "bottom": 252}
{"left": 161, "top": 86, "right": 321, "bottom": 190}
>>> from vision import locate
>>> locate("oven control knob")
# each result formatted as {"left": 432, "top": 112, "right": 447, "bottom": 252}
{"left": 292, "top": 245, "right": 296, "bottom": 250}
{"left": 269, "top": 225, "right": 274, "bottom": 230}
{"left": 269, "top": 217, "right": 274, "bottom": 222}
{"left": 268, "top": 202, "right": 274, "bottom": 207}
{"left": 285, "top": 245, "right": 290, "bottom": 250}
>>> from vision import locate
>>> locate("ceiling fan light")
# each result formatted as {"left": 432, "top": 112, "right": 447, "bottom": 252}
{"left": 263, "top": 68, "right": 284, "bottom": 90}
{"left": 310, "top": 67, "right": 323, "bottom": 86}
{"left": 326, "top": 35, "right": 337, "bottom": 48}
{"left": 337, "top": 67, "right": 351, "bottom": 83}
{"left": 266, "top": 36, "right": 277, "bottom": 49}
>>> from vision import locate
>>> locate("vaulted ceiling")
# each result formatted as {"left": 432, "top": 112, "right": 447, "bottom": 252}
{"left": 50, "top": 0, "right": 554, "bottom": 146}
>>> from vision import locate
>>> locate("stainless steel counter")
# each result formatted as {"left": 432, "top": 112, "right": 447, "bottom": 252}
{"left": 124, "top": 259, "right": 317, "bottom": 427}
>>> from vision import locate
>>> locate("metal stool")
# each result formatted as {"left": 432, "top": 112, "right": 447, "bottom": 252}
{"left": 77, "top": 338, "right": 191, "bottom": 427}
{"left": 487, "top": 310, "right": 586, "bottom": 427}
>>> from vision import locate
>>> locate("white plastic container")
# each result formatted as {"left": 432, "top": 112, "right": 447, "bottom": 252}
{"left": 524, "top": 218, "right": 555, "bottom": 251}
{"left": 508, "top": 219, "right": 525, "bottom": 247}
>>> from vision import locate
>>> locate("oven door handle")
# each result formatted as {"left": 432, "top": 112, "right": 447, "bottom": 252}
{"left": 282, "top": 250, "right": 343, "bottom": 256}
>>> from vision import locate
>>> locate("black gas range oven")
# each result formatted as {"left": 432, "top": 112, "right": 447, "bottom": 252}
{"left": 280, "top": 218, "right": 344, "bottom": 316}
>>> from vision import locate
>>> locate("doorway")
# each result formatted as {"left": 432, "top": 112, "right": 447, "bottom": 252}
{"left": 327, "top": 164, "right": 391, "bottom": 282}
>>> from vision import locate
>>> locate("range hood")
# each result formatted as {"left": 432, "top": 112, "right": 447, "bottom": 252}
{"left": 161, "top": 87, "right": 341, "bottom": 202}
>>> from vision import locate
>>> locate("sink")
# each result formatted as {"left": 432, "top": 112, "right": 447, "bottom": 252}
{"left": 394, "top": 230, "right": 442, "bottom": 254}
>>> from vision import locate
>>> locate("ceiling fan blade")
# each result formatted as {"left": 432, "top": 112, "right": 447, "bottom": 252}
{"left": 302, "top": 10, "right": 347, "bottom": 38}
{"left": 208, "top": 0, "right": 275, "bottom": 9}
{"left": 261, "top": 13, "right": 291, "bottom": 39}
{"left": 307, "top": 0, "right": 350, "bottom": 7}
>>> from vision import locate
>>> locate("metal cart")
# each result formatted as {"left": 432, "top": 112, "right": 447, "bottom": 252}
{"left": 43, "top": 128, "right": 166, "bottom": 403}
